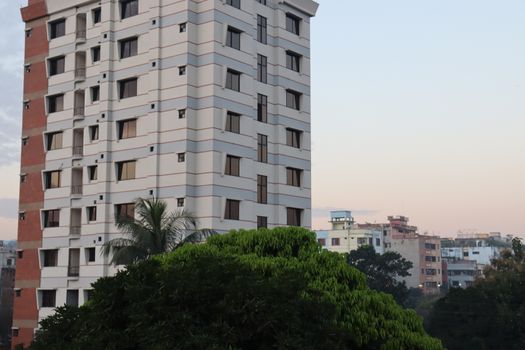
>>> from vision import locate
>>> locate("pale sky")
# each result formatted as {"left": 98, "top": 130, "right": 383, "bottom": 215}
{"left": 0, "top": 0, "right": 524, "bottom": 239}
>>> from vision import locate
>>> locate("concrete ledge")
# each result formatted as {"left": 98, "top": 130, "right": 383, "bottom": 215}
{"left": 280, "top": 0, "right": 319, "bottom": 17}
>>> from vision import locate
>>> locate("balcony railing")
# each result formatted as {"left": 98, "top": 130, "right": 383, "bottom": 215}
{"left": 68, "top": 265, "right": 80, "bottom": 277}
{"left": 74, "top": 68, "right": 86, "bottom": 79}
{"left": 71, "top": 185, "right": 83, "bottom": 195}
{"left": 70, "top": 226, "right": 81, "bottom": 236}
{"left": 72, "top": 146, "right": 83, "bottom": 158}
{"left": 76, "top": 30, "right": 86, "bottom": 40}
{"left": 74, "top": 106, "right": 85, "bottom": 117}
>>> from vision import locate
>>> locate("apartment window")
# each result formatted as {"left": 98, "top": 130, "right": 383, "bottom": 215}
{"left": 286, "top": 13, "right": 301, "bottom": 35}
{"left": 20, "top": 174, "right": 27, "bottom": 183}
{"left": 226, "top": 27, "right": 241, "bottom": 50}
{"left": 91, "top": 86, "right": 100, "bottom": 102}
{"left": 179, "top": 66, "right": 186, "bottom": 75}
{"left": 425, "top": 256, "right": 437, "bottom": 262}
{"left": 256, "top": 0, "right": 267, "bottom": 5}
{"left": 179, "top": 23, "right": 187, "bottom": 33}
{"left": 43, "top": 210, "right": 60, "bottom": 228}
{"left": 226, "top": 112, "right": 240, "bottom": 134}
{"left": 47, "top": 94, "right": 64, "bottom": 113}
{"left": 92, "top": 8, "right": 101, "bottom": 24}
{"left": 177, "top": 198, "right": 185, "bottom": 207}
{"left": 86, "top": 247, "right": 96, "bottom": 262}
{"left": 286, "top": 207, "right": 302, "bottom": 227}
{"left": 178, "top": 109, "right": 186, "bottom": 119}
{"left": 257, "top": 94, "right": 267, "bottom": 123}
{"left": 332, "top": 238, "right": 340, "bottom": 246}
{"left": 425, "top": 243, "right": 437, "bottom": 250}
{"left": 286, "top": 128, "right": 301, "bottom": 148}
{"left": 257, "top": 54, "right": 267, "bottom": 83}
{"left": 257, "top": 15, "right": 267, "bottom": 44}
{"left": 257, "top": 175, "right": 267, "bottom": 204}
{"left": 318, "top": 238, "right": 326, "bottom": 246}
{"left": 49, "top": 19, "right": 66, "bottom": 39}
{"left": 286, "top": 51, "right": 301, "bottom": 72}
{"left": 41, "top": 290, "right": 56, "bottom": 308}
{"left": 117, "top": 161, "right": 136, "bottom": 181}
{"left": 44, "top": 171, "right": 61, "bottom": 189}
{"left": 226, "top": 0, "right": 240, "bottom": 9}
{"left": 49, "top": 56, "right": 65, "bottom": 76}
{"left": 286, "top": 90, "right": 301, "bottom": 110}
{"left": 87, "top": 206, "right": 97, "bottom": 222}
{"left": 120, "top": 37, "right": 138, "bottom": 59}
{"left": 286, "top": 167, "right": 302, "bottom": 187}
{"left": 66, "top": 290, "right": 79, "bottom": 307}
{"left": 88, "top": 165, "right": 98, "bottom": 181}
{"left": 257, "top": 134, "right": 268, "bottom": 163}
{"left": 119, "top": 78, "right": 138, "bottom": 99}
{"left": 43, "top": 250, "right": 58, "bottom": 267}
{"left": 118, "top": 119, "right": 137, "bottom": 139}
{"left": 89, "top": 125, "right": 99, "bottom": 141}
{"left": 256, "top": 216, "right": 267, "bottom": 229}
{"left": 121, "top": 0, "right": 139, "bottom": 19}
{"left": 46, "top": 132, "right": 63, "bottom": 150}
{"left": 19, "top": 212, "right": 25, "bottom": 221}
{"left": 18, "top": 251, "right": 24, "bottom": 259}
{"left": 91, "top": 46, "right": 101, "bottom": 63}
{"left": 178, "top": 153, "right": 186, "bottom": 162}
{"left": 116, "top": 203, "right": 135, "bottom": 220}
{"left": 225, "top": 155, "right": 241, "bottom": 176}
{"left": 375, "top": 238, "right": 381, "bottom": 246}
{"left": 226, "top": 69, "right": 240, "bottom": 92}
{"left": 225, "top": 199, "right": 240, "bottom": 220}
{"left": 12, "top": 328, "right": 19, "bottom": 337}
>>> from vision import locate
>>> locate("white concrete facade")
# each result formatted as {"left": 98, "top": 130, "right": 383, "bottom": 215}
{"left": 38, "top": 0, "right": 317, "bottom": 321}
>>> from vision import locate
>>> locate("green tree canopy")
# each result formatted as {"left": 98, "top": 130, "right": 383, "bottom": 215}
{"left": 428, "top": 238, "right": 525, "bottom": 350}
{"left": 347, "top": 245, "right": 413, "bottom": 305}
{"left": 30, "top": 228, "right": 443, "bottom": 350}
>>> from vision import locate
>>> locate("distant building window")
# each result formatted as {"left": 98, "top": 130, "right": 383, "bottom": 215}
{"left": 118, "top": 119, "right": 137, "bottom": 139}
{"left": 179, "top": 23, "right": 187, "bottom": 33}
{"left": 257, "top": 15, "right": 267, "bottom": 44}
{"left": 87, "top": 206, "right": 97, "bottom": 222}
{"left": 257, "top": 94, "right": 267, "bottom": 123}
{"left": 91, "top": 86, "right": 100, "bottom": 102}
{"left": 178, "top": 153, "right": 186, "bottom": 162}
{"left": 225, "top": 155, "right": 241, "bottom": 176}
{"left": 89, "top": 125, "right": 99, "bottom": 141}
{"left": 119, "top": 78, "right": 138, "bottom": 99}
{"left": 49, "top": 19, "right": 66, "bottom": 39}
{"left": 178, "top": 109, "right": 186, "bottom": 119}
{"left": 47, "top": 94, "right": 64, "bottom": 113}
{"left": 257, "top": 175, "right": 267, "bottom": 204}
{"left": 256, "top": 0, "right": 267, "bottom": 5}
{"left": 92, "top": 8, "right": 102, "bottom": 24}
{"left": 425, "top": 256, "right": 437, "bottom": 262}
{"left": 463, "top": 251, "right": 469, "bottom": 257}
{"left": 226, "top": 112, "right": 240, "bottom": 133}
{"left": 116, "top": 203, "right": 135, "bottom": 220}
{"left": 424, "top": 243, "right": 437, "bottom": 250}
{"left": 257, "top": 54, "right": 267, "bottom": 83}
{"left": 179, "top": 66, "right": 186, "bottom": 76}
{"left": 257, "top": 134, "right": 268, "bottom": 163}
{"left": 226, "top": 0, "right": 240, "bottom": 9}
{"left": 120, "top": 37, "right": 138, "bottom": 59}
{"left": 226, "top": 27, "right": 241, "bottom": 50}
{"left": 425, "top": 282, "right": 438, "bottom": 288}
{"left": 225, "top": 199, "right": 240, "bottom": 220}
{"left": 257, "top": 216, "right": 267, "bottom": 229}
{"left": 43, "top": 250, "right": 58, "bottom": 267}
{"left": 177, "top": 198, "right": 185, "bottom": 207}
{"left": 286, "top": 13, "right": 301, "bottom": 35}
{"left": 41, "top": 290, "right": 56, "bottom": 308}
{"left": 66, "top": 290, "right": 79, "bottom": 307}
{"left": 44, "top": 171, "right": 61, "bottom": 189}
{"left": 49, "top": 56, "right": 65, "bottom": 76}
{"left": 331, "top": 238, "right": 340, "bottom": 246}
{"left": 226, "top": 69, "right": 240, "bottom": 91}
{"left": 117, "top": 161, "right": 136, "bottom": 181}
{"left": 43, "top": 210, "right": 60, "bottom": 228}
{"left": 318, "top": 238, "right": 326, "bottom": 246}
{"left": 121, "top": 0, "right": 139, "bottom": 19}
{"left": 88, "top": 165, "right": 98, "bottom": 181}
{"left": 87, "top": 247, "right": 96, "bottom": 262}
{"left": 286, "top": 51, "right": 301, "bottom": 72}
{"left": 375, "top": 238, "right": 381, "bottom": 246}
{"left": 286, "top": 128, "right": 301, "bottom": 148}
{"left": 286, "top": 207, "right": 302, "bottom": 227}
{"left": 46, "top": 132, "right": 63, "bottom": 150}
{"left": 91, "top": 46, "right": 101, "bottom": 63}
{"left": 286, "top": 90, "right": 301, "bottom": 110}
{"left": 286, "top": 168, "right": 302, "bottom": 187}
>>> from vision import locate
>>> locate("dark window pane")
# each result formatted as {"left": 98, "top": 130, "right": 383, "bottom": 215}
{"left": 257, "top": 15, "right": 267, "bottom": 44}
{"left": 226, "top": 112, "right": 240, "bottom": 133}
{"left": 226, "top": 27, "right": 241, "bottom": 50}
{"left": 44, "top": 210, "right": 60, "bottom": 228}
{"left": 286, "top": 90, "right": 301, "bottom": 110}
{"left": 120, "top": 37, "right": 138, "bottom": 59}
{"left": 286, "top": 14, "right": 300, "bottom": 35}
{"left": 287, "top": 207, "right": 302, "bottom": 226}
{"left": 286, "top": 168, "right": 302, "bottom": 187}
{"left": 225, "top": 155, "right": 240, "bottom": 176}
{"left": 225, "top": 199, "right": 240, "bottom": 220}
{"left": 43, "top": 250, "right": 58, "bottom": 267}
{"left": 41, "top": 290, "right": 56, "bottom": 308}
{"left": 93, "top": 8, "right": 101, "bottom": 24}
{"left": 91, "top": 86, "right": 100, "bottom": 102}
{"left": 49, "top": 56, "right": 65, "bottom": 76}
{"left": 119, "top": 78, "right": 138, "bottom": 99}
{"left": 257, "top": 134, "right": 267, "bottom": 163}
{"left": 226, "top": 70, "right": 240, "bottom": 91}
{"left": 118, "top": 119, "right": 137, "bottom": 139}
{"left": 50, "top": 19, "right": 66, "bottom": 39}
{"left": 121, "top": 0, "right": 139, "bottom": 19}
{"left": 286, "top": 51, "right": 301, "bottom": 72}
{"left": 257, "top": 175, "right": 267, "bottom": 204}
{"left": 116, "top": 203, "right": 135, "bottom": 220}
{"left": 286, "top": 128, "right": 301, "bottom": 148}
{"left": 48, "top": 94, "right": 64, "bottom": 113}
{"left": 226, "top": 0, "right": 240, "bottom": 9}
{"left": 257, "top": 216, "right": 267, "bottom": 229}
{"left": 92, "top": 46, "right": 100, "bottom": 62}
{"left": 257, "top": 54, "right": 267, "bottom": 83}
{"left": 257, "top": 94, "right": 267, "bottom": 122}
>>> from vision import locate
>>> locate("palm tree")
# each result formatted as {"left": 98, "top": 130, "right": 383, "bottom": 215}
{"left": 102, "top": 197, "right": 215, "bottom": 265}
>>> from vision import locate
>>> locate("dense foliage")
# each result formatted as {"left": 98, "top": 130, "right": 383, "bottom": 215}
{"left": 428, "top": 238, "right": 525, "bottom": 350}
{"left": 31, "top": 228, "right": 443, "bottom": 350}
{"left": 347, "top": 245, "right": 413, "bottom": 305}
{"left": 102, "top": 198, "right": 214, "bottom": 264}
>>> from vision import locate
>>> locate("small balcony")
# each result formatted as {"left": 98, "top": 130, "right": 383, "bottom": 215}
{"left": 70, "top": 226, "right": 81, "bottom": 236}
{"left": 74, "top": 106, "right": 85, "bottom": 117}
{"left": 75, "top": 68, "right": 86, "bottom": 80}
{"left": 68, "top": 265, "right": 80, "bottom": 277}
{"left": 73, "top": 90, "right": 85, "bottom": 118}
{"left": 75, "top": 14, "right": 86, "bottom": 43}
{"left": 71, "top": 185, "right": 83, "bottom": 196}
{"left": 74, "top": 52, "right": 86, "bottom": 82}
{"left": 72, "top": 146, "right": 83, "bottom": 159}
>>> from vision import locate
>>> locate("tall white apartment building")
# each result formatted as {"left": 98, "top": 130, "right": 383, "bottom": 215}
{"left": 14, "top": 0, "right": 318, "bottom": 346}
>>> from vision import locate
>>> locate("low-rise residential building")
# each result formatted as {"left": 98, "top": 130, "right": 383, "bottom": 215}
{"left": 443, "top": 259, "right": 479, "bottom": 289}
{"left": 316, "top": 211, "right": 384, "bottom": 254}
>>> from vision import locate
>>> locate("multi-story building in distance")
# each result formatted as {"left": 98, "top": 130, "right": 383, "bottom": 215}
{"left": 14, "top": 0, "right": 318, "bottom": 347}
